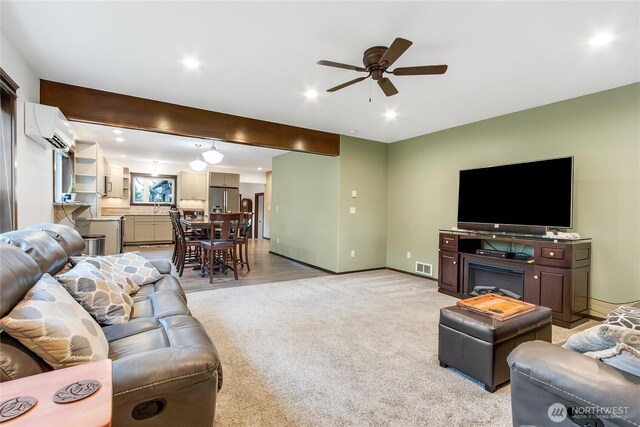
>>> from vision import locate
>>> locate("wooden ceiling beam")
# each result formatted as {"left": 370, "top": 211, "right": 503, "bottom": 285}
{"left": 40, "top": 80, "right": 340, "bottom": 156}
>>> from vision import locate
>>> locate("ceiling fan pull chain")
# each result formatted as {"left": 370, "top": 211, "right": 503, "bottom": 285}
{"left": 369, "top": 77, "right": 372, "bottom": 103}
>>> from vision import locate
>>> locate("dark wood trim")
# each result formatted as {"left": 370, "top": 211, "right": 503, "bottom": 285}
{"left": 268, "top": 251, "right": 387, "bottom": 275}
{"left": 130, "top": 173, "right": 177, "bottom": 206}
{"left": 1, "top": 68, "right": 18, "bottom": 231}
{"left": 254, "top": 192, "right": 264, "bottom": 238}
{"left": 0, "top": 68, "right": 19, "bottom": 95}
{"left": 40, "top": 80, "right": 340, "bottom": 156}
{"left": 387, "top": 266, "right": 439, "bottom": 282}
{"left": 269, "top": 251, "right": 338, "bottom": 274}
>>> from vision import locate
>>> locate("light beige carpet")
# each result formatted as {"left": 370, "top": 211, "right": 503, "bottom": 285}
{"left": 188, "top": 269, "right": 596, "bottom": 426}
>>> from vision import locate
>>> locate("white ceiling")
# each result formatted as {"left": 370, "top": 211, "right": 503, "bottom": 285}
{"left": 72, "top": 121, "right": 286, "bottom": 171}
{"left": 3, "top": 1, "right": 639, "bottom": 144}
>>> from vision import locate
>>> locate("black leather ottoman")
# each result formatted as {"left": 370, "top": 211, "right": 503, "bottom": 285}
{"left": 438, "top": 305, "right": 552, "bottom": 392}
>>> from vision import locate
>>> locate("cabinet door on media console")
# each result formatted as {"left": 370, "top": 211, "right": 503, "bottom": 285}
{"left": 438, "top": 251, "right": 459, "bottom": 293}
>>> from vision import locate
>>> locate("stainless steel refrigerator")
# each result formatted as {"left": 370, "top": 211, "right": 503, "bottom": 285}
{"left": 209, "top": 187, "right": 240, "bottom": 213}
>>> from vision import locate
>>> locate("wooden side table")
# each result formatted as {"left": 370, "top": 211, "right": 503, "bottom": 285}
{"left": 0, "top": 359, "right": 112, "bottom": 426}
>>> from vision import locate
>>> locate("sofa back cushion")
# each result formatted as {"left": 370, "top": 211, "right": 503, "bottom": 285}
{"left": 0, "top": 229, "right": 68, "bottom": 275}
{"left": 27, "top": 223, "right": 86, "bottom": 257}
{"left": 0, "top": 243, "right": 42, "bottom": 318}
{"left": 0, "top": 274, "right": 109, "bottom": 369}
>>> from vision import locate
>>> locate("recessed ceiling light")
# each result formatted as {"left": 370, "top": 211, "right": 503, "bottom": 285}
{"left": 115, "top": 137, "right": 124, "bottom": 142}
{"left": 304, "top": 89, "right": 319, "bottom": 100}
{"left": 348, "top": 129, "right": 358, "bottom": 134}
{"left": 257, "top": 167, "right": 263, "bottom": 171}
{"left": 120, "top": 154, "right": 126, "bottom": 158}
{"left": 384, "top": 110, "right": 398, "bottom": 120}
{"left": 182, "top": 56, "right": 200, "bottom": 69}
{"left": 589, "top": 32, "right": 614, "bottom": 47}
{"left": 113, "top": 129, "right": 122, "bottom": 135}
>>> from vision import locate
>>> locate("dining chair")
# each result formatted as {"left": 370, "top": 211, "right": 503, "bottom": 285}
{"left": 171, "top": 210, "right": 203, "bottom": 276}
{"left": 236, "top": 212, "right": 253, "bottom": 271}
{"left": 200, "top": 213, "right": 242, "bottom": 282}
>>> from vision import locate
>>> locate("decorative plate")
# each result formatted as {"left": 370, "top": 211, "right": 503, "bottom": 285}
{"left": 0, "top": 396, "right": 38, "bottom": 422}
{"left": 53, "top": 380, "right": 101, "bottom": 404}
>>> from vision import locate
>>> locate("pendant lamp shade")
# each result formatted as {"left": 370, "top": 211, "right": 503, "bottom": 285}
{"left": 202, "top": 141, "right": 224, "bottom": 164}
{"left": 190, "top": 144, "right": 207, "bottom": 171}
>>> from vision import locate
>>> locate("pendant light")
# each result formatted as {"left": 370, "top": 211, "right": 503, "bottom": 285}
{"left": 189, "top": 144, "right": 207, "bottom": 171}
{"left": 202, "top": 140, "right": 224, "bottom": 164}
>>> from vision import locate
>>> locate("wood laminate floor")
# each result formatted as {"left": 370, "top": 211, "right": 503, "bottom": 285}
{"left": 125, "top": 239, "right": 329, "bottom": 294}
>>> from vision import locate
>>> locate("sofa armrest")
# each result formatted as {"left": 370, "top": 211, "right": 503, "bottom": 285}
{"left": 149, "top": 259, "right": 172, "bottom": 275}
{"left": 508, "top": 341, "right": 640, "bottom": 426}
{"left": 111, "top": 345, "right": 219, "bottom": 426}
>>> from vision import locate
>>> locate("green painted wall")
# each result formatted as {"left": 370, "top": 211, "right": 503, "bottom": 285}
{"left": 337, "top": 136, "right": 388, "bottom": 271}
{"left": 387, "top": 83, "right": 640, "bottom": 304}
{"left": 271, "top": 136, "right": 388, "bottom": 273}
{"left": 271, "top": 152, "right": 340, "bottom": 271}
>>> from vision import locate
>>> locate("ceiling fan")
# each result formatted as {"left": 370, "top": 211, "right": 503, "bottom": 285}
{"left": 317, "top": 37, "right": 448, "bottom": 97}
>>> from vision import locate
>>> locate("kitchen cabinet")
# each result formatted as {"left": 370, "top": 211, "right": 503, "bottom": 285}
{"left": 107, "top": 166, "right": 124, "bottom": 198}
{"left": 123, "top": 215, "right": 173, "bottom": 244}
{"left": 209, "top": 172, "right": 240, "bottom": 188}
{"left": 96, "top": 147, "right": 108, "bottom": 196}
{"left": 179, "top": 171, "right": 207, "bottom": 200}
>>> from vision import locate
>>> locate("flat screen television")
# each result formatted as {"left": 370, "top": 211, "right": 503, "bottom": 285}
{"left": 457, "top": 157, "right": 573, "bottom": 235}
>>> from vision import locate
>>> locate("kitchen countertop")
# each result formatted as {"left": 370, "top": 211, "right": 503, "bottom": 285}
{"left": 76, "top": 216, "right": 124, "bottom": 221}
{"left": 122, "top": 213, "right": 170, "bottom": 216}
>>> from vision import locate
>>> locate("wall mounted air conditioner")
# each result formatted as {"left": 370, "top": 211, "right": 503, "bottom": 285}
{"left": 25, "top": 102, "right": 76, "bottom": 153}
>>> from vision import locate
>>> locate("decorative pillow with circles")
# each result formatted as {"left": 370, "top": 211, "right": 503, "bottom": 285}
{"left": 0, "top": 274, "right": 109, "bottom": 369}
{"left": 56, "top": 263, "right": 134, "bottom": 325}
{"left": 607, "top": 306, "right": 640, "bottom": 330}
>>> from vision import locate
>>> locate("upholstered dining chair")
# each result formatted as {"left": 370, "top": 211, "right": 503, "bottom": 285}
{"left": 200, "top": 212, "right": 242, "bottom": 282}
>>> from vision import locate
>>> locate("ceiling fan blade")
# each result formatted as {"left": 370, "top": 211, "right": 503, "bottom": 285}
{"left": 378, "top": 38, "right": 413, "bottom": 68}
{"left": 377, "top": 78, "right": 398, "bottom": 97}
{"left": 317, "top": 60, "right": 366, "bottom": 72}
{"left": 391, "top": 65, "right": 448, "bottom": 76}
{"left": 327, "top": 76, "right": 368, "bottom": 92}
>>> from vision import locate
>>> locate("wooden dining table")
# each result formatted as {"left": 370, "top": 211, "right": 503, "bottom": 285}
{"left": 180, "top": 213, "right": 252, "bottom": 231}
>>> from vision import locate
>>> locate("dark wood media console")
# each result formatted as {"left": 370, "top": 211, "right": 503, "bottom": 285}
{"left": 438, "top": 231, "right": 591, "bottom": 328}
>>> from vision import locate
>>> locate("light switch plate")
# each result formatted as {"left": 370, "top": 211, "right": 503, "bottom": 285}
{"left": 350, "top": 250, "right": 355, "bottom": 257}
{"left": 351, "top": 190, "right": 357, "bottom": 198}
{"left": 349, "top": 207, "right": 356, "bottom": 214}
{"left": 407, "top": 252, "right": 411, "bottom": 259}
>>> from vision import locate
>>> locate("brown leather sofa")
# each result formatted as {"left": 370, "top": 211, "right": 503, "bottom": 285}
{"left": 0, "top": 224, "right": 221, "bottom": 426}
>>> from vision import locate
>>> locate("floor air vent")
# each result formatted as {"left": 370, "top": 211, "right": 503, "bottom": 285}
{"left": 415, "top": 262, "right": 433, "bottom": 276}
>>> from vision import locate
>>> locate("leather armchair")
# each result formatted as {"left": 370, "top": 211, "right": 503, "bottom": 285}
{"left": 508, "top": 341, "right": 640, "bottom": 426}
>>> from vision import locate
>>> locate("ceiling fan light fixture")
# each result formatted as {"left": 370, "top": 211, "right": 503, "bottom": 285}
{"left": 190, "top": 144, "right": 208, "bottom": 171}
{"left": 202, "top": 141, "right": 224, "bottom": 164}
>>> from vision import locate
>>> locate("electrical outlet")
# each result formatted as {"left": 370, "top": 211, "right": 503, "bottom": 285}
{"left": 275, "top": 206, "right": 279, "bottom": 212}
{"left": 276, "top": 238, "right": 280, "bottom": 244}
{"left": 349, "top": 207, "right": 356, "bottom": 214}
{"left": 406, "top": 251, "right": 411, "bottom": 259}
{"left": 350, "top": 250, "right": 355, "bottom": 257}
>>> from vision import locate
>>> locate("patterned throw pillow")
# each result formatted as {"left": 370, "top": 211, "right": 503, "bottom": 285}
{"left": 75, "top": 257, "right": 140, "bottom": 295}
{"left": 56, "top": 263, "right": 134, "bottom": 325}
{"left": 563, "top": 324, "right": 640, "bottom": 353}
{"left": 607, "top": 306, "right": 640, "bottom": 330}
{"left": 102, "top": 252, "right": 162, "bottom": 286}
{"left": 0, "top": 274, "right": 109, "bottom": 369}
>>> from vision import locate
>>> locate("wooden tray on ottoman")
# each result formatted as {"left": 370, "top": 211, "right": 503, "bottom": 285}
{"left": 457, "top": 294, "right": 535, "bottom": 320}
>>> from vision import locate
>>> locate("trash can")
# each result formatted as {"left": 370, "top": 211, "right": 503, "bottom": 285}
{"left": 82, "top": 234, "right": 105, "bottom": 256}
